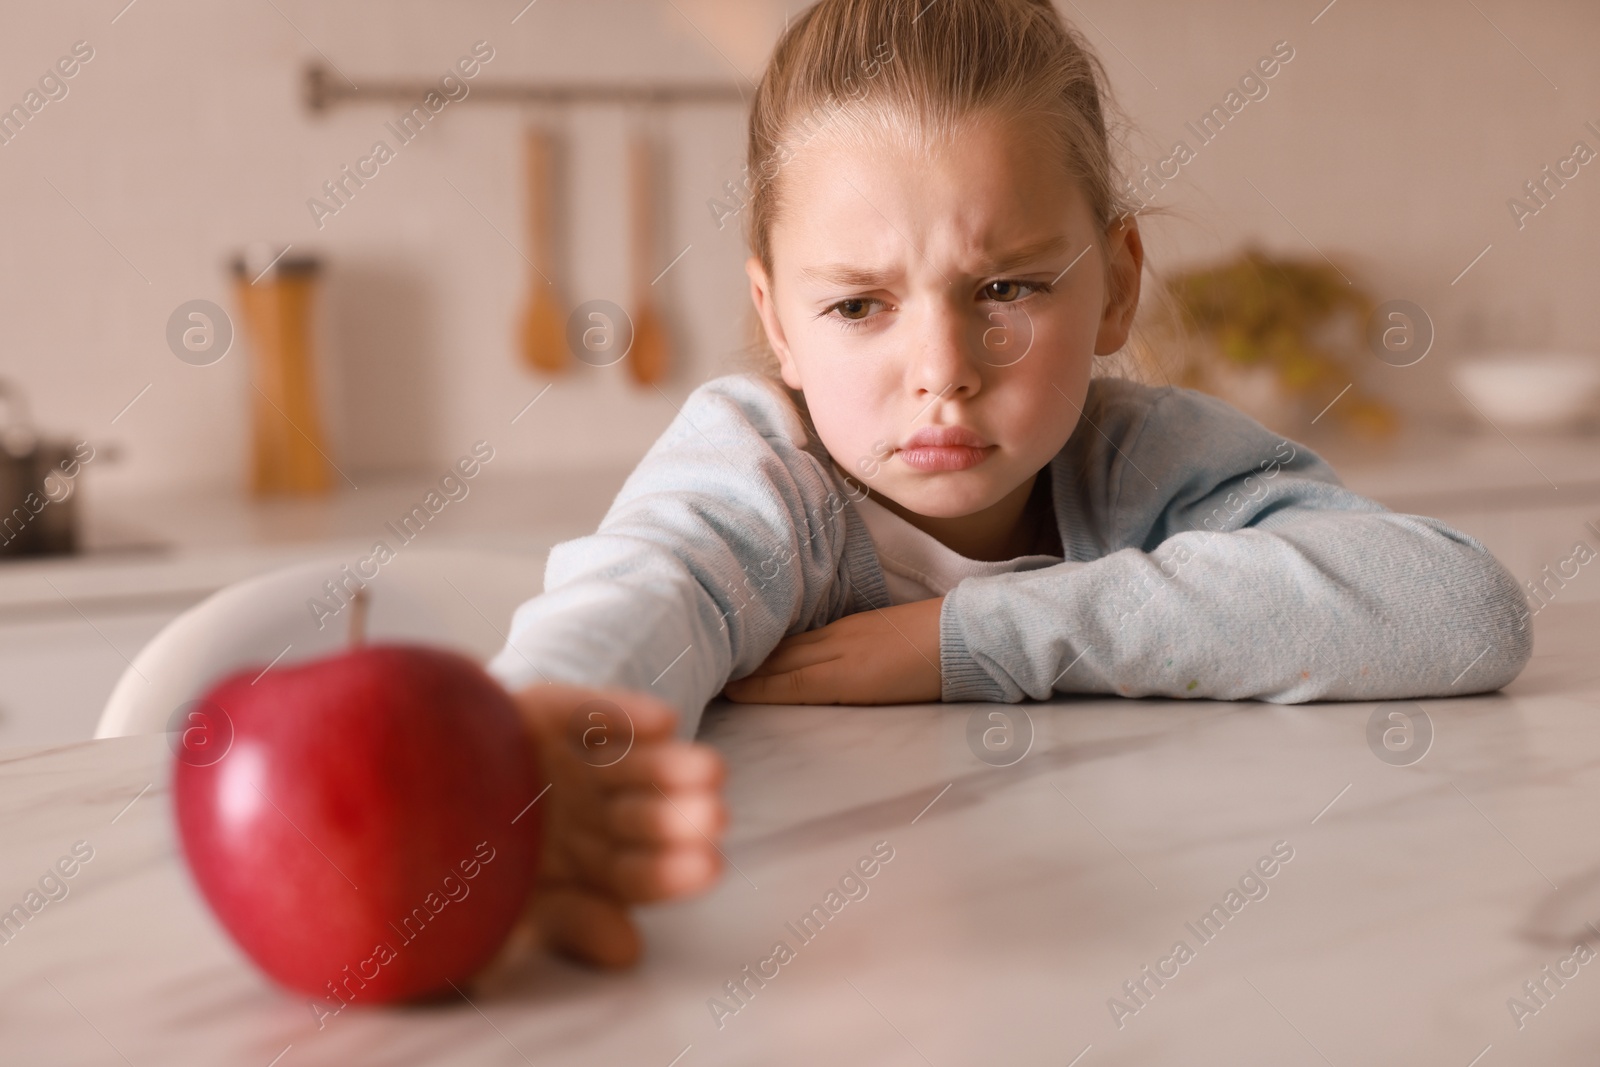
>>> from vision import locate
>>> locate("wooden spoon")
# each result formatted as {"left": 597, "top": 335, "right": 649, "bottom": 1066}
{"left": 626, "top": 127, "right": 670, "bottom": 387}
{"left": 518, "top": 126, "right": 567, "bottom": 374}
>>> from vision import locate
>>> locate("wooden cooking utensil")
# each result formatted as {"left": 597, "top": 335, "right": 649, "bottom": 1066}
{"left": 518, "top": 126, "right": 567, "bottom": 374}
{"left": 626, "top": 127, "right": 670, "bottom": 387}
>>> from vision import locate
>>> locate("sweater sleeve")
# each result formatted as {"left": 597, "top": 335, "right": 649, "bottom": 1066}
{"left": 938, "top": 383, "right": 1534, "bottom": 704}
{"left": 485, "top": 375, "right": 854, "bottom": 737}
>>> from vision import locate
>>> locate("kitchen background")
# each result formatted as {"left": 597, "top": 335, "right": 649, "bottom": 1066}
{"left": 0, "top": 0, "right": 1596, "bottom": 748}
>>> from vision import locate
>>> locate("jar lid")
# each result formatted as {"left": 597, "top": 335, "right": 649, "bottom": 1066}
{"left": 231, "top": 243, "right": 321, "bottom": 281}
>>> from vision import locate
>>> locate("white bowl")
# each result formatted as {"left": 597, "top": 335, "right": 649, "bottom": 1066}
{"left": 1450, "top": 352, "right": 1600, "bottom": 430}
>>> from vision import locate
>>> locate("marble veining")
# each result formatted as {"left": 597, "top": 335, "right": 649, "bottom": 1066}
{"left": 0, "top": 602, "right": 1597, "bottom": 1065}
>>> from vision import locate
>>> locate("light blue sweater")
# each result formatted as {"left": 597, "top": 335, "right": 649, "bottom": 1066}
{"left": 487, "top": 372, "right": 1532, "bottom": 737}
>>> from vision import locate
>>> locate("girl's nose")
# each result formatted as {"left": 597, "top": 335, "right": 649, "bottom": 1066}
{"left": 908, "top": 299, "right": 984, "bottom": 400}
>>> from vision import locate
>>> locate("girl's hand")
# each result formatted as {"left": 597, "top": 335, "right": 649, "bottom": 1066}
{"left": 510, "top": 683, "right": 727, "bottom": 970}
{"left": 721, "top": 596, "right": 944, "bottom": 705}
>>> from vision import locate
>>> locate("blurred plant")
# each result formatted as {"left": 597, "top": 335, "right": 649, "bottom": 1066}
{"left": 1129, "top": 245, "right": 1397, "bottom": 440}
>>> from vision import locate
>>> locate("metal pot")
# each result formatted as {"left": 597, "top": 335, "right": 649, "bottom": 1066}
{"left": 0, "top": 381, "right": 85, "bottom": 558}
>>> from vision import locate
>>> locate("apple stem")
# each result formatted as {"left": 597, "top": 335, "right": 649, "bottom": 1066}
{"left": 349, "top": 586, "right": 369, "bottom": 648}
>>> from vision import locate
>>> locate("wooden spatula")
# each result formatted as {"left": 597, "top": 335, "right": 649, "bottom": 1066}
{"left": 627, "top": 127, "right": 670, "bottom": 387}
{"left": 518, "top": 126, "right": 567, "bottom": 374}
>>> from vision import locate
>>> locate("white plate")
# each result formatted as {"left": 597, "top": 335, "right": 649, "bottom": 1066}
{"left": 1450, "top": 352, "right": 1600, "bottom": 430}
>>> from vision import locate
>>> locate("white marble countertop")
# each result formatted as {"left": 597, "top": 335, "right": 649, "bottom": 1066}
{"left": 2, "top": 599, "right": 1597, "bottom": 1065}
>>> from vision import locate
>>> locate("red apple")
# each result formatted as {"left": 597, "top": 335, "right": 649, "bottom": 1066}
{"left": 172, "top": 643, "right": 545, "bottom": 1009}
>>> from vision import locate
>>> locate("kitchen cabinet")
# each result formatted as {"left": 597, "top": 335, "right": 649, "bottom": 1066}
{"left": 0, "top": 610, "right": 179, "bottom": 750}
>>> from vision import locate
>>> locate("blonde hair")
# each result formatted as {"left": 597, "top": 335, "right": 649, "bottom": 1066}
{"left": 736, "top": 0, "right": 1155, "bottom": 388}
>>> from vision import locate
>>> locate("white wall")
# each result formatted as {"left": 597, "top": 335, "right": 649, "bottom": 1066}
{"left": 1102, "top": 0, "right": 1600, "bottom": 420}
{"left": 0, "top": 0, "right": 1594, "bottom": 497}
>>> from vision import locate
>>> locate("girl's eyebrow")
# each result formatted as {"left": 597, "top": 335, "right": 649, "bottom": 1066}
{"left": 800, "top": 262, "right": 896, "bottom": 288}
{"left": 799, "top": 234, "right": 1074, "bottom": 288}
{"left": 969, "top": 234, "right": 1074, "bottom": 275}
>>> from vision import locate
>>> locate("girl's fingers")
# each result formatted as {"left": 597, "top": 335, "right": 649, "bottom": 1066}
{"left": 725, "top": 661, "right": 842, "bottom": 704}
{"left": 529, "top": 885, "right": 642, "bottom": 970}
{"left": 608, "top": 788, "right": 726, "bottom": 844}
{"left": 518, "top": 684, "right": 719, "bottom": 789}
{"left": 767, "top": 624, "right": 840, "bottom": 650}
{"left": 583, "top": 740, "right": 727, "bottom": 790}
{"left": 582, "top": 686, "right": 679, "bottom": 739}
{"left": 560, "top": 827, "right": 722, "bottom": 902}
{"left": 737, "top": 637, "right": 844, "bottom": 680}
{"left": 609, "top": 842, "right": 723, "bottom": 901}
{"left": 516, "top": 682, "right": 680, "bottom": 744}
{"left": 739, "top": 621, "right": 850, "bottom": 677}
{"left": 723, "top": 673, "right": 793, "bottom": 703}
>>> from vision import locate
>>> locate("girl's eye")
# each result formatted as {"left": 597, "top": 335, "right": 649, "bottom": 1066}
{"left": 982, "top": 280, "right": 1048, "bottom": 303}
{"left": 821, "top": 280, "right": 1050, "bottom": 330}
{"left": 822, "top": 297, "right": 880, "bottom": 330}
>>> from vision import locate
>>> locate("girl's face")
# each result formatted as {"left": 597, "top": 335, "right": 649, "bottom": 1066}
{"left": 746, "top": 113, "right": 1143, "bottom": 524}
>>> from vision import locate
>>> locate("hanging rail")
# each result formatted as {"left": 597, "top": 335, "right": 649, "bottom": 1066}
{"left": 303, "top": 63, "right": 749, "bottom": 112}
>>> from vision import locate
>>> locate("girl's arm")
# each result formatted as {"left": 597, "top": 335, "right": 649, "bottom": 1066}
{"left": 940, "top": 383, "right": 1534, "bottom": 704}
{"left": 486, "top": 375, "right": 858, "bottom": 737}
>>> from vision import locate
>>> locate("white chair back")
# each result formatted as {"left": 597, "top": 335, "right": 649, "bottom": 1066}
{"left": 95, "top": 548, "right": 544, "bottom": 738}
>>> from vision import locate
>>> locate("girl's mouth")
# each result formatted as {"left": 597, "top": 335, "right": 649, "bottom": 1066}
{"left": 897, "top": 444, "right": 995, "bottom": 472}
{"left": 897, "top": 425, "right": 994, "bottom": 471}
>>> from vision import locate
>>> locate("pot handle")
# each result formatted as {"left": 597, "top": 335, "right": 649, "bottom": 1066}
{"left": 0, "top": 378, "right": 37, "bottom": 455}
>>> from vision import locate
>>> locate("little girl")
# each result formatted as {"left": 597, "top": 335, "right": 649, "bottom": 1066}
{"left": 489, "top": 0, "right": 1531, "bottom": 741}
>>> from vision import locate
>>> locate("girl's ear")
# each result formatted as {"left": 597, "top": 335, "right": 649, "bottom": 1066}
{"left": 1093, "top": 215, "right": 1144, "bottom": 355}
{"left": 746, "top": 256, "right": 804, "bottom": 390}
